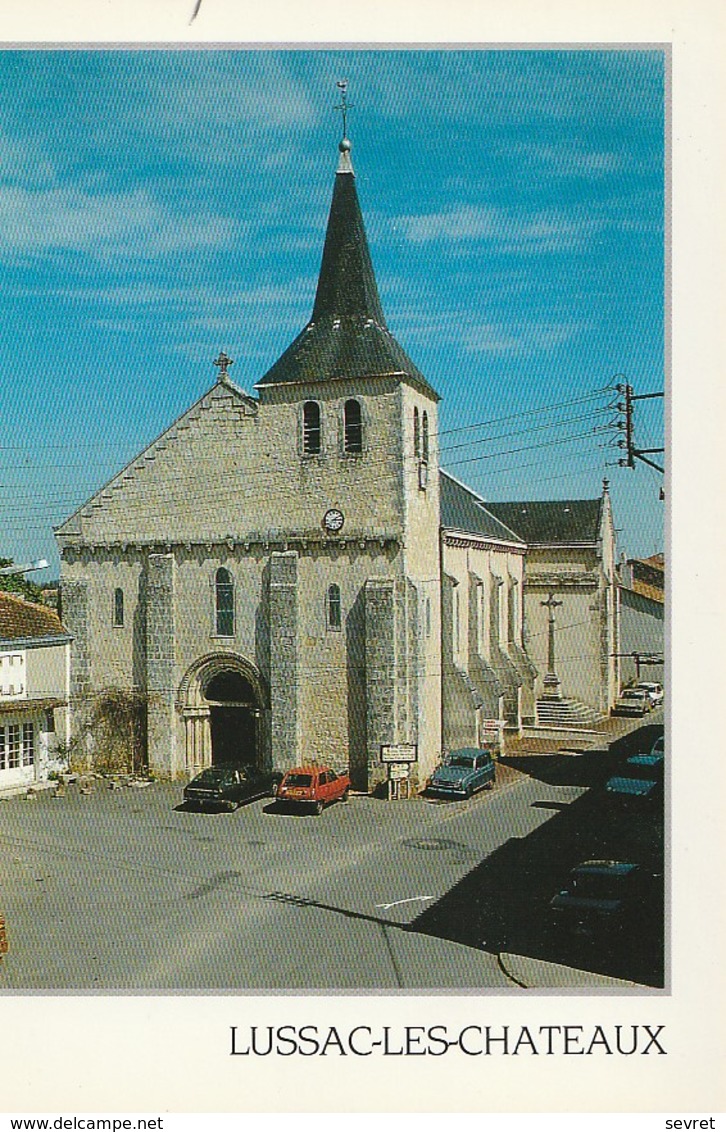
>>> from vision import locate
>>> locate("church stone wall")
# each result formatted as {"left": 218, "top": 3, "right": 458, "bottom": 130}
{"left": 399, "top": 383, "right": 442, "bottom": 783}
{"left": 60, "top": 577, "right": 90, "bottom": 700}
{"left": 268, "top": 551, "right": 299, "bottom": 771}
{"left": 295, "top": 541, "right": 400, "bottom": 781}
{"left": 256, "top": 377, "right": 404, "bottom": 538}
{"left": 364, "top": 578, "right": 397, "bottom": 791}
{"left": 145, "top": 553, "right": 178, "bottom": 777}
{"left": 71, "top": 383, "right": 259, "bottom": 547}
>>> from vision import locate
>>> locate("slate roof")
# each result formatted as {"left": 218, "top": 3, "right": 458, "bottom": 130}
{"left": 0, "top": 590, "right": 69, "bottom": 644}
{"left": 484, "top": 499, "right": 603, "bottom": 545}
{"left": 440, "top": 471, "right": 525, "bottom": 546}
{"left": 256, "top": 144, "right": 437, "bottom": 398}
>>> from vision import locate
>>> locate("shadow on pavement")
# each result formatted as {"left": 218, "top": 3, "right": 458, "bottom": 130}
{"left": 411, "top": 724, "right": 665, "bottom": 987}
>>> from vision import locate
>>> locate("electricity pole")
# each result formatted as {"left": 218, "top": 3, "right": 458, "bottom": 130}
{"left": 616, "top": 382, "right": 665, "bottom": 473}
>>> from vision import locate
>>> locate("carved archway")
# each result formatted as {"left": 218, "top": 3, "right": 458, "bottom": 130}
{"left": 177, "top": 653, "right": 267, "bottom": 773}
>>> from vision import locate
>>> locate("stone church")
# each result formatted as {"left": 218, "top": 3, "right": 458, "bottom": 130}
{"left": 57, "top": 130, "right": 538, "bottom": 791}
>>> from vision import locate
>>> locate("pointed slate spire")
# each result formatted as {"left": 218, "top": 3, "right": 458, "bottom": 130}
{"left": 256, "top": 133, "right": 438, "bottom": 398}
{"left": 310, "top": 137, "right": 386, "bottom": 326}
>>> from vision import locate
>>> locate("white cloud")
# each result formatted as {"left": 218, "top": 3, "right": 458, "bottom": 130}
{"left": 4, "top": 277, "right": 316, "bottom": 311}
{"left": 0, "top": 185, "right": 235, "bottom": 260}
{"left": 385, "top": 304, "right": 584, "bottom": 358}
{"left": 461, "top": 320, "right": 583, "bottom": 357}
{"left": 505, "top": 141, "right": 625, "bottom": 178}
{"left": 0, "top": 128, "right": 56, "bottom": 187}
{"left": 394, "top": 204, "right": 603, "bottom": 255}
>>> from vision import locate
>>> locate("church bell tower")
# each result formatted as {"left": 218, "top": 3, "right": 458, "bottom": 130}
{"left": 254, "top": 86, "right": 442, "bottom": 789}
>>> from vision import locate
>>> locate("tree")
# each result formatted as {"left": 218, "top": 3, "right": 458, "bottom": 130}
{"left": 0, "top": 558, "right": 46, "bottom": 604}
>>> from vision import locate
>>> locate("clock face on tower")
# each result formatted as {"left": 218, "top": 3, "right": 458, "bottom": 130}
{"left": 323, "top": 508, "right": 345, "bottom": 533}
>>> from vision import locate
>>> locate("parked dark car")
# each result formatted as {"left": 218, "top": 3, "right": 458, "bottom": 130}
{"left": 604, "top": 773, "right": 661, "bottom": 803}
{"left": 426, "top": 748, "right": 496, "bottom": 799}
{"left": 549, "top": 860, "right": 646, "bottom": 934}
{"left": 183, "top": 764, "right": 283, "bottom": 811}
{"left": 626, "top": 752, "right": 664, "bottom": 780}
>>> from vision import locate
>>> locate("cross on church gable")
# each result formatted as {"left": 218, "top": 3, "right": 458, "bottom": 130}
{"left": 213, "top": 351, "right": 234, "bottom": 380}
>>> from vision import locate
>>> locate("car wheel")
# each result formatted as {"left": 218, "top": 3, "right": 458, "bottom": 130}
{"left": 342, "top": 788, "right": 350, "bottom": 803}
{"left": 314, "top": 800, "right": 324, "bottom": 816}
{"left": 485, "top": 780, "right": 494, "bottom": 789}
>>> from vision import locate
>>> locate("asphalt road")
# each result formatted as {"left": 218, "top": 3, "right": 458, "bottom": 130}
{"left": 0, "top": 718, "right": 663, "bottom": 992}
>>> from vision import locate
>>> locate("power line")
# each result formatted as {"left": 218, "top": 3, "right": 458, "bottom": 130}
{"left": 439, "top": 406, "right": 611, "bottom": 455}
{"left": 444, "top": 427, "right": 603, "bottom": 470}
{"left": 436, "top": 382, "right": 616, "bottom": 438}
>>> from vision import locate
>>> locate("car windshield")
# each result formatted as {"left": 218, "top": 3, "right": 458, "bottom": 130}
{"left": 447, "top": 755, "right": 476, "bottom": 769}
{"left": 622, "top": 690, "right": 645, "bottom": 699}
{"left": 607, "top": 776, "right": 656, "bottom": 795}
{"left": 193, "top": 768, "right": 233, "bottom": 785}
{"left": 284, "top": 773, "right": 312, "bottom": 787}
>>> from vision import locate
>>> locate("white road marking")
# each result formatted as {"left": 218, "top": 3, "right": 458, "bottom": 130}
{"left": 375, "top": 896, "right": 434, "bottom": 911}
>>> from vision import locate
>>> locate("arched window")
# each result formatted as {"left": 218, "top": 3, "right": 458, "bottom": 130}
{"left": 302, "top": 401, "right": 321, "bottom": 454}
{"left": 422, "top": 411, "right": 430, "bottom": 463}
{"left": 113, "top": 587, "right": 124, "bottom": 627}
{"left": 343, "top": 399, "right": 363, "bottom": 453}
{"left": 413, "top": 407, "right": 420, "bottom": 457}
{"left": 215, "top": 567, "right": 234, "bottom": 637}
{"left": 327, "top": 584, "right": 342, "bottom": 631}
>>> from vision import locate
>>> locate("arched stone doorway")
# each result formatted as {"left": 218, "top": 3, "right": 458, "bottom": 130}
{"left": 177, "top": 654, "right": 267, "bottom": 773}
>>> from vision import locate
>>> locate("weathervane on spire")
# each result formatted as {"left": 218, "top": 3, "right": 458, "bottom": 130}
{"left": 335, "top": 80, "right": 353, "bottom": 139}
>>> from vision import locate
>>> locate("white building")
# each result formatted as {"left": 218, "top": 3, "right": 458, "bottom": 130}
{"left": 0, "top": 591, "right": 71, "bottom": 795}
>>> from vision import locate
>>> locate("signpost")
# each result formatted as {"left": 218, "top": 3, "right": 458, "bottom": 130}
{"left": 380, "top": 743, "right": 417, "bottom": 799}
{"left": 380, "top": 743, "right": 417, "bottom": 764}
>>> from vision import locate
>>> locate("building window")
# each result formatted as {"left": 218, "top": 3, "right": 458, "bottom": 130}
{"left": 425, "top": 595, "right": 431, "bottom": 639}
{"left": 7, "top": 723, "right": 20, "bottom": 769}
{"left": 302, "top": 401, "right": 321, "bottom": 454}
{"left": 422, "top": 411, "right": 430, "bottom": 463}
{"left": 413, "top": 407, "right": 420, "bottom": 457}
{"left": 343, "top": 399, "right": 363, "bottom": 453}
{"left": 113, "top": 587, "right": 124, "bottom": 627}
{"left": 22, "top": 722, "right": 34, "bottom": 767}
{"left": 327, "top": 584, "right": 342, "bottom": 631}
{"left": 215, "top": 567, "right": 234, "bottom": 637}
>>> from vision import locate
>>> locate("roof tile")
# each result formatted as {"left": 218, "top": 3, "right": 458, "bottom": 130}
{"left": 0, "top": 591, "right": 68, "bottom": 643}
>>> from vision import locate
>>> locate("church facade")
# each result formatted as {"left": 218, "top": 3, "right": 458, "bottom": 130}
{"left": 56, "top": 132, "right": 537, "bottom": 790}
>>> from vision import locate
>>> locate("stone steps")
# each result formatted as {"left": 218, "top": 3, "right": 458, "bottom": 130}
{"left": 535, "top": 697, "right": 603, "bottom": 728}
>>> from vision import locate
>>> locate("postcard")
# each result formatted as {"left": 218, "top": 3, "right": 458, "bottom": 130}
{"left": 0, "top": 0, "right": 722, "bottom": 1118}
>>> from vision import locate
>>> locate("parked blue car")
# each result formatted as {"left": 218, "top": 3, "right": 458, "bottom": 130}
{"left": 426, "top": 747, "right": 496, "bottom": 799}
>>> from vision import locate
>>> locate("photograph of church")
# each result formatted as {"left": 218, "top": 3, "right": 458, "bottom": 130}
{"left": 56, "top": 124, "right": 544, "bottom": 792}
{"left": 0, "top": 51, "right": 665, "bottom": 992}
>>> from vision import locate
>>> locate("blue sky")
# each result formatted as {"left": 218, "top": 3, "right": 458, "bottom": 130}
{"left": 0, "top": 49, "right": 665, "bottom": 575}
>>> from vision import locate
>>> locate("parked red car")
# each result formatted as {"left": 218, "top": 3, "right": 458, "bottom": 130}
{"left": 275, "top": 766, "right": 351, "bottom": 815}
